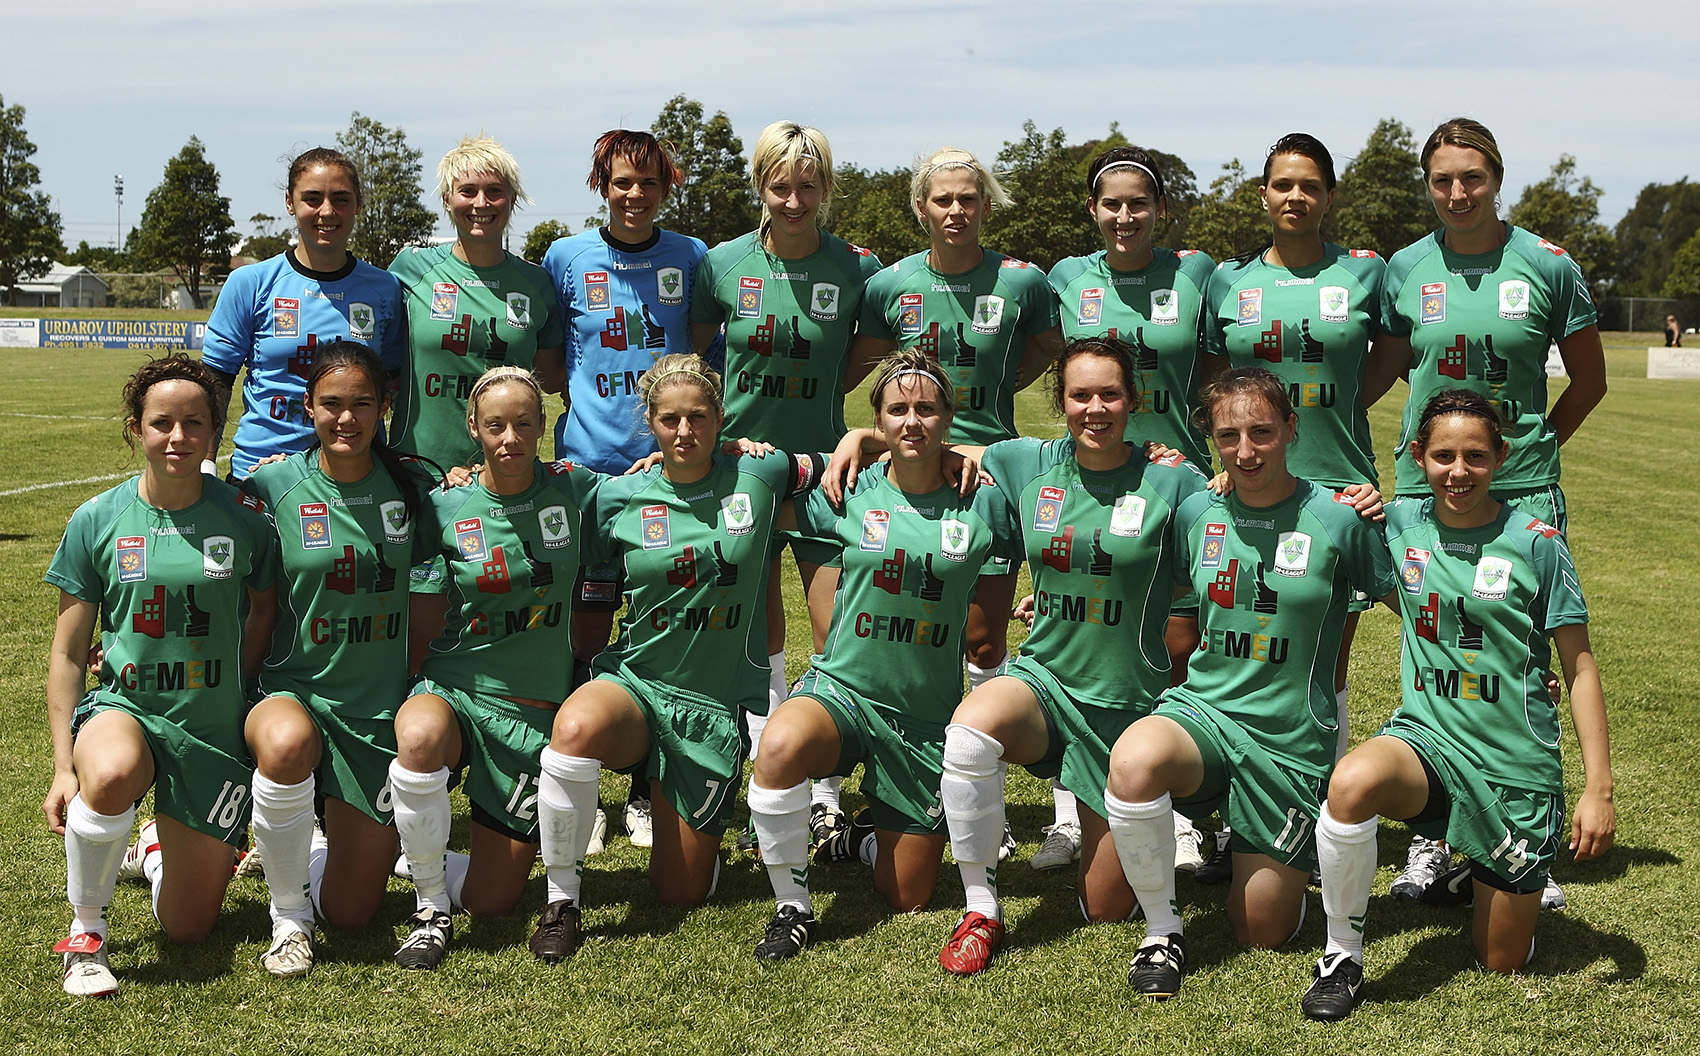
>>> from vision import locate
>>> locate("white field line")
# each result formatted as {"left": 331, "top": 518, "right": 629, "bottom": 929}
{"left": 0, "top": 457, "right": 228, "bottom": 498}
{"left": 0, "top": 413, "right": 119, "bottom": 420}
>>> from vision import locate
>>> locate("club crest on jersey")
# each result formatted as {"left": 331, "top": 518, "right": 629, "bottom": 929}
{"left": 202, "top": 535, "right": 235, "bottom": 580}
{"left": 971, "top": 295, "right": 1005, "bottom": 335}
{"left": 1498, "top": 280, "right": 1530, "bottom": 320}
{"left": 1401, "top": 547, "right": 1431, "bottom": 594}
{"left": 454, "top": 518, "right": 489, "bottom": 561}
{"left": 348, "top": 302, "right": 375, "bottom": 340}
{"left": 1471, "top": 555, "right": 1513, "bottom": 601}
{"left": 940, "top": 517, "right": 970, "bottom": 561}
{"left": 1077, "top": 288, "right": 1104, "bottom": 327}
{"left": 377, "top": 501, "right": 408, "bottom": 545}
{"left": 1032, "top": 486, "right": 1066, "bottom": 533}
{"left": 1110, "top": 494, "right": 1147, "bottom": 537}
{"left": 1150, "top": 288, "right": 1179, "bottom": 325}
{"left": 430, "top": 283, "right": 459, "bottom": 321}
{"left": 1237, "top": 288, "right": 1262, "bottom": 327}
{"left": 657, "top": 266, "right": 684, "bottom": 306}
{"left": 1201, "top": 523, "right": 1227, "bottom": 569}
{"left": 860, "top": 509, "right": 890, "bottom": 552}
{"left": 299, "top": 503, "right": 332, "bottom": 550}
{"left": 1320, "top": 286, "right": 1349, "bottom": 324}
{"left": 897, "top": 294, "right": 924, "bottom": 337}
{"left": 1274, "top": 531, "right": 1311, "bottom": 577}
{"left": 721, "top": 493, "right": 755, "bottom": 536}
{"left": 737, "top": 277, "right": 764, "bottom": 318}
{"left": 539, "top": 505, "right": 571, "bottom": 549}
{"left": 809, "top": 283, "right": 841, "bottom": 322}
{"left": 640, "top": 505, "right": 671, "bottom": 550}
{"left": 506, "top": 293, "right": 532, "bottom": 330}
{"left": 273, "top": 297, "right": 300, "bottom": 338}
{"left": 1419, "top": 282, "right": 1446, "bottom": 325}
{"left": 117, "top": 535, "right": 147, "bottom": 583}
{"left": 585, "top": 272, "right": 611, "bottom": 312}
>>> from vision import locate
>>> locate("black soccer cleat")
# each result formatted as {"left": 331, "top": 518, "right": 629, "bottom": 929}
{"left": 754, "top": 904, "right": 819, "bottom": 962}
{"left": 529, "top": 898, "right": 583, "bottom": 963}
{"left": 1301, "top": 951, "right": 1365, "bottom": 1021}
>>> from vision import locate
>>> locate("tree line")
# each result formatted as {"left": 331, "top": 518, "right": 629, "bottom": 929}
{"left": 5, "top": 91, "right": 1700, "bottom": 313}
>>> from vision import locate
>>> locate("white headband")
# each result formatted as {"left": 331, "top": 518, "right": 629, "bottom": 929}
{"left": 1093, "top": 160, "right": 1161, "bottom": 195}
{"left": 882, "top": 367, "right": 948, "bottom": 400}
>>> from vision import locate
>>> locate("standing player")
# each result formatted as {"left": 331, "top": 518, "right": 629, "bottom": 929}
{"left": 1043, "top": 146, "right": 1217, "bottom": 871}
{"left": 1302, "top": 390, "right": 1613, "bottom": 1020}
{"left": 1368, "top": 118, "right": 1607, "bottom": 905}
{"left": 853, "top": 146, "right": 1064, "bottom": 707}
{"left": 239, "top": 342, "right": 435, "bottom": 976}
{"left": 526, "top": 354, "right": 824, "bottom": 963}
{"left": 43, "top": 354, "right": 278, "bottom": 996}
{"left": 202, "top": 148, "right": 406, "bottom": 480}
{"left": 743, "top": 350, "right": 1005, "bottom": 960}
{"left": 691, "top": 121, "right": 884, "bottom": 832}
{"left": 387, "top": 367, "right": 599, "bottom": 970}
{"left": 930, "top": 337, "right": 1208, "bottom": 974}
{"left": 541, "top": 128, "right": 710, "bottom": 849}
{"left": 1105, "top": 367, "right": 1397, "bottom": 1001}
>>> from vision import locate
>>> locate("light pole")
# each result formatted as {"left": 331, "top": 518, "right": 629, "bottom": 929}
{"left": 114, "top": 175, "right": 124, "bottom": 250}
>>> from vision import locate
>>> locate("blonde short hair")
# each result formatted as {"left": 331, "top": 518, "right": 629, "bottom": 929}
{"left": 436, "top": 134, "right": 530, "bottom": 207}
{"left": 909, "top": 146, "right": 1012, "bottom": 224}
{"left": 751, "top": 121, "right": 835, "bottom": 227}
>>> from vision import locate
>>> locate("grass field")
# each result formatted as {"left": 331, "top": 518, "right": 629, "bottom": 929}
{"left": 1, "top": 335, "right": 1695, "bottom": 1055}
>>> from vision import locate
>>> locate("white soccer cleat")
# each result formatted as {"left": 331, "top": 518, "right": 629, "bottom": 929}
{"left": 1173, "top": 816, "right": 1205, "bottom": 873}
{"left": 624, "top": 797, "right": 654, "bottom": 849}
{"left": 56, "top": 932, "right": 118, "bottom": 998}
{"left": 1031, "top": 822, "right": 1082, "bottom": 871}
{"left": 585, "top": 808, "right": 609, "bottom": 857}
{"left": 117, "top": 819, "right": 159, "bottom": 883}
{"left": 261, "top": 918, "right": 315, "bottom": 978}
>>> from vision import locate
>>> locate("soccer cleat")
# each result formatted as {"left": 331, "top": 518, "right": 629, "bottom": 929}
{"left": 233, "top": 843, "right": 265, "bottom": 879}
{"left": 624, "top": 797, "right": 654, "bottom": 849}
{"left": 1173, "top": 818, "right": 1205, "bottom": 874}
{"left": 737, "top": 816, "right": 760, "bottom": 856}
{"left": 395, "top": 908, "right": 453, "bottom": 970}
{"left": 117, "top": 818, "right": 159, "bottom": 883}
{"left": 1030, "top": 821, "right": 1082, "bottom": 871}
{"left": 261, "top": 918, "right": 315, "bottom": 978}
{"left": 1127, "top": 933, "right": 1186, "bottom": 999}
{"left": 1193, "top": 830, "right": 1232, "bottom": 885}
{"left": 1390, "top": 836, "right": 1452, "bottom": 902}
{"left": 809, "top": 802, "right": 848, "bottom": 846}
{"left": 938, "top": 910, "right": 1005, "bottom": 975}
{"left": 1301, "top": 951, "right": 1365, "bottom": 1021}
{"left": 998, "top": 822, "right": 1017, "bottom": 863}
{"left": 1420, "top": 862, "right": 1475, "bottom": 907}
{"left": 585, "top": 808, "right": 608, "bottom": 857}
{"left": 56, "top": 932, "right": 118, "bottom": 998}
{"left": 1541, "top": 875, "right": 1566, "bottom": 911}
{"left": 528, "top": 898, "right": 582, "bottom": 963}
{"left": 754, "top": 905, "right": 818, "bottom": 962}
{"left": 812, "top": 810, "right": 874, "bottom": 866}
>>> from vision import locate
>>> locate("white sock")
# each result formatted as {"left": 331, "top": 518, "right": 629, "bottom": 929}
{"left": 250, "top": 772, "right": 316, "bottom": 925}
{"left": 747, "top": 711, "right": 771, "bottom": 763}
{"left": 942, "top": 723, "right": 1007, "bottom": 918}
{"left": 387, "top": 762, "right": 452, "bottom": 914}
{"left": 65, "top": 796, "right": 134, "bottom": 938}
{"left": 964, "top": 658, "right": 1004, "bottom": 694}
{"left": 1052, "top": 780, "right": 1079, "bottom": 828}
{"left": 1335, "top": 684, "right": 1351, "bottom": 761}
{"left": 757, "top": 650, "right": 787, "bottom": 760}
{"left": 538, "top": 747, "right": 602, "bottom": 905}
{"left": 307, "top": 826, "right": 329, "bottom": 918}
{"left": 810, "top": 776, "right": 843, "bottom": 811}
{"left": 1316, "top": 803, "right": 1377, "bottom": 960}
{"left": 1105, "top": 789, "right": 1182, "bottom": 937}
{"left": 749, "top": 779, "right": 812, "bottom": 913}
{"left": 446, "top": 851, "right": 470, "bottom": 911}
{"left": 143, "top": 835, "right": 164, "bottom": 922}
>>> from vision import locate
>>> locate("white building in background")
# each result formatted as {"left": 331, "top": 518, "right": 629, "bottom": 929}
{"left": 7, "top": 263, "right": 110, "bottom": 308}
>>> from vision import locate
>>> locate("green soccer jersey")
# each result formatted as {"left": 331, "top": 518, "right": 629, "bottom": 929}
{"left": 242, "top": 451, "right": 433, "bottom": 710}
{"left": 1169, "top": 480, "right": 1396, "bottom": 776}
{"left": 1383, "top": 498, "right": 1588, "bottom": 793}
{"left": 389, "top": 244, "right": 565, "bottom": 468}
{"left": 1206, "top": 244, "right": 1385, "bottom": 489}
{"left": 45, "top": 477, "right": 279, "bottom": 725}
{"left": 419, "top": 460, "right": 600, "bottom": 702}
{"left": 983, "top": 437, "right": 1209, "bottom": 713}
{"left": 795, "top": 464, "right": 1007, "bottom": 725}
{"left": 692, "top": 230, "right": 884, "bottom": 451}
{"left": 586, "top": 452, "right": 815, "bottom": 714}
{"left": 860, "top": 249, "right": 1061, "bottom": 444}
{"left": 1049, "top": 248, "right": 1215, "bottom": 465}
{"left": 1382, "top": 225, "right": 1597, "bottom": 494}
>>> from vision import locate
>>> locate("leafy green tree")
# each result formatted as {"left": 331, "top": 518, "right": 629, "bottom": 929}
{"left": 826, "top": 164, "right": 924, "bottom": 267}
{"left": 1612, "top": 179, "right": 1700, "bottom": 296}
{"left": 981, "top": 122, "right": 1094, "bottom": 270}
{"left": 1661, "top": 229, "right": 1700, "bottom": 299}
{"left": 128, "top": 136, "right": 237, "bottom": 309}
{"left": 652, "top": 95, "right": 757, "bottom": 247}
{"left": 240, "top": 212, "right": 289, "bottom": 261}
{"left": 0, "top": 95, "right": 64, "bottom": 305}
{"left": 1508, "top": 155, "right": 1616, "bottom": 288}
{"left": 335, "top": 112, "right": 435, "bottom": 267}
{"left": 521, "top": 219, "right": 571, "bottom": 263}
{"left": 1332, "top": 118, "right": 1431, "bottom": 258}
{"left": 1184, "top": 160, "right": 1266, "bottom": 261}
{"left": 65, "top": 240, "right": 127, "bottom": 272}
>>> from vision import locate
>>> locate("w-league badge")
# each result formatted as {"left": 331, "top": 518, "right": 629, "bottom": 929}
{"left": 658, "top": 267, "right": 685, "bottom": 306}
{"left": 940, "top": 517, "right": 970, "bottom": 561}
{"left": 203, "top": 535, "right": 235, "bottom": 580}
{"left": 1274, "top": 531, "right": 1311, "bottom": 577}
{"left": 1237, "top": 288, "right": 1262, "bottom": 327}
{"left": 117, "top": 536, "right": 147, "bottom": 583}
{"left": 1032, "top": 486, "right": 1066, "bottom": 533}
{"left": 860, "top": 509, "right": 890, "bottom": 552}
{"left": 430, "top": 283, "right": 459, "bottom": 321}
{"left": 454, "top": 518, "right": 489, "bottom": 561}
{"left": 897, "top": 294, "right": 924, "bottom": 337}
{"left": 1200, "top": 523, "right": 1227, "bottom": 568}
{"left": 721, "top": 493, "right": 754, "bottom": 536}
{"left": 585, "top": 272, "right": 611, "bottom": 312}
{"left": 539, "top": 505, "right": 571, "bottom": 549}
{"left": 300, "top": 503, "right": 332, "bottom": 550}
{"left": 381, "top": 500, "right": 410, "bottom": 545}
{"left": 1077, "top": 288, "right": 1104, "bottom": 327}
{"left": 1109, "top": 494, "right": 1146, "bottom": 537}
{"left": 1401, "top": 547, "right": 1430, "bottom": 594}
{"left": 274, "top": 297, "right": 300, "bottom": 338}
{"left": 1471, "top": 556, "right": 1513, "bottom": 601}
{"left": 1419, "top": 283, "right": 1446, "bottom": 325}
{"left": 640, "top": 505, "right": 672, "bottom": 550}
{"left": 737, "top": 277, "right": 764, "bottom": 319}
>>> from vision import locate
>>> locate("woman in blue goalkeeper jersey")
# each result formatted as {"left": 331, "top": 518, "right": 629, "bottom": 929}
{"left": 202, "top": 148, "right": 407, "bottom": 480}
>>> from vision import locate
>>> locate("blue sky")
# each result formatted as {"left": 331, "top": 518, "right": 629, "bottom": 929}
{"left": 11, "top": 0, "right": 1693, "bottom": 256}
